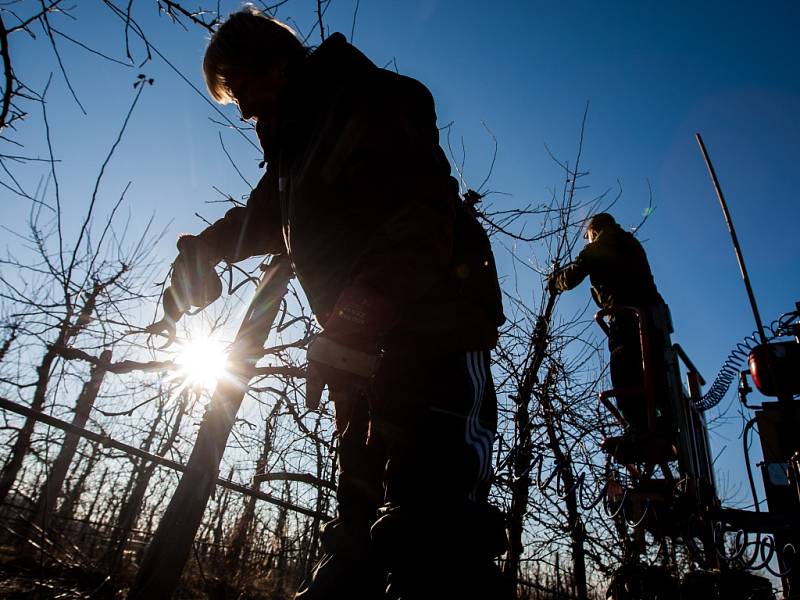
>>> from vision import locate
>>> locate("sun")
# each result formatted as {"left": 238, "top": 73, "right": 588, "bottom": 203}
{"left": 174, "top": 337, "right": 229, "bottom": 392}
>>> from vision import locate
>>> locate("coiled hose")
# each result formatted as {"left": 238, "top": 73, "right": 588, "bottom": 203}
{"left": 694, "top": 307, "right": 800, "bottom": 412}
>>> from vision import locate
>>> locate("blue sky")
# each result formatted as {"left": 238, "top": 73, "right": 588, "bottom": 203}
{"left": 3, "top": 1, "right": 799, "bottom": 506}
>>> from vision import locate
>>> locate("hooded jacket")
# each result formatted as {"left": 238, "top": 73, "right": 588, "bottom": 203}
{"left": 198, "top": 33, "right": 504, "bottom": 351}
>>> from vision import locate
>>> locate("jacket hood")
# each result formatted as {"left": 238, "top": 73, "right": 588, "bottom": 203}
{"left": 301, "top": 33, "right": 376, "bottom": 92}
{"left": 260, "top": 33, "right": 377, "bottom": 161}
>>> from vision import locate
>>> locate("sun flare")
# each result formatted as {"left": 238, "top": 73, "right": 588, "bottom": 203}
{"left": 174, "top": 337, "right": 229, "bottom": 392}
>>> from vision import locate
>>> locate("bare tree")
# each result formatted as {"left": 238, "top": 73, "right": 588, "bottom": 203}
{"left": 487, "top": 108, "right": 636, "bottom": 599}
{"left": 23, "top": 349, "right": 112, "bottom": 544}
{"left": 102, "top": 388, "right": 189, "bottom": 571}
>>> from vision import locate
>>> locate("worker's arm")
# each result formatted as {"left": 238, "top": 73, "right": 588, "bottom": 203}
{"left": 550, "top": 243, "right": 598, "bottom": 292}
{"left": 147, "top": 168, "right": 284, "bottom": 343}
{"left": 192, "top": 170, "right": 285, "bottom": 264}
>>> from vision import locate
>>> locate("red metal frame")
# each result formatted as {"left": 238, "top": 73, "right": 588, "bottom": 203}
{"left": 594, "top": 306, "right": 657, "bottom": 433}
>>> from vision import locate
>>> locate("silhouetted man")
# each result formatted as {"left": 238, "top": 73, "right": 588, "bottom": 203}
{"left": 151, "top": 8, "right": 507, "bottom": 599}
{"left": 548, "top": 213, "right": 673, "bottom": 448}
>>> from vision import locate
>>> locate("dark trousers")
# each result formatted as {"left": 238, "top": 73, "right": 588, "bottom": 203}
{"left": 295, "top": 349, "right": 506, "bottom": 600}
{"left": 608, "top": 307, "right": 671, "bottom": 436}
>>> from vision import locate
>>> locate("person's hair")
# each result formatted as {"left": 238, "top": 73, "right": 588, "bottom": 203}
{"left": 587, "top": 212, "right": 616, "bottom": 232}
{"left": 203, "top": 7, "right": 307, "bottom": 104}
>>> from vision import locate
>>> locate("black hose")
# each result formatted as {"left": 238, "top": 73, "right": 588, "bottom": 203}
{"left": 694, "top": 308, "right": 799, "bottom": 412}
{"left": 742, "top": 416, "right": 761, "bottom": 513}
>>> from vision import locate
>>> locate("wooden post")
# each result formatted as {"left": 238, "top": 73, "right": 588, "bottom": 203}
{"left": 129, "top": 257, "right": 292, "bottom": 599}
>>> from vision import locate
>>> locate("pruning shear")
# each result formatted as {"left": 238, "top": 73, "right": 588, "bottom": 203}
{"left": 144, "top": 284, "right": 185, "bottom": 349}
{"left": 145, "top": 317, "right": 178, "bottom": 350}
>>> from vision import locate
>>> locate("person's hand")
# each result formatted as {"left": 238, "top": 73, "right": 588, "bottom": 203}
{"left": 305, "top": 336, "right": 379, "bottom": 409}
{"left": 146, "top": 234, "right": 221, "bottom": 347}
{"left": 171, "top": 234, "right": 222, "bottom": 310}
{"left": 144, "top": 288, "right": 183, "bottom": 348}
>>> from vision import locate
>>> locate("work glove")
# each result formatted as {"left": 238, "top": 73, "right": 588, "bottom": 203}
{"left": 546, "top": 272, "right": 560, "bottom": 294}
{"left": 171, "top": 234, "right": 222, "bottom": 308}
{"left": 146, "top": 234, "right": 222, "bottom": 346}
{"left": 305, "top": 287, "right": 395, "bottom": 410}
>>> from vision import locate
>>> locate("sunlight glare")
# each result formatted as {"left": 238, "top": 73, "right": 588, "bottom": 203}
{"left": 175, "top": 337, "right": 229, "bottom": 392}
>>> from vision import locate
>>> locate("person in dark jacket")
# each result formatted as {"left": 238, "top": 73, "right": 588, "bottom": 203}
{"left": 548, "top": 213, "right": 673, "bottom": 446}
{"left": 152, "top": 9, "right": 508, "bottom": 599}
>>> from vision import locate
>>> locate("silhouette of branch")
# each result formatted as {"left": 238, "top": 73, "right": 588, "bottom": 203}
{"left": 251, "top": 365, "right": 305, "bottom": 379}
{"left": 253, "top": 470, "right": 335, "bottom": 491}
{"left": 631, "top": 178, "right": 656, "bottom": 235}
{"left": 0, "top": 15, "right": 12, "bottom": 131}
{"left": 48, "top": 25, "right": 132, "bottom": 66}
{"left": 66, "top": 80, "right": 148, "bottom": 288}
{"left": 157, "top": 1, "right": 218, "bottom": 32}
{"left": 52, "top": 345, "right": 174, "bottom": 374}
{"left": 39, "top": 4, "right": 86, "bottom": 115}
{"left": 350, "top": 0, "right": 360, "bottom": 42}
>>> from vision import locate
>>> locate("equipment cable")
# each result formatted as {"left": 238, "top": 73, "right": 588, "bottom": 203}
{"left": 694, "top": 307, "right": 800, "bottom": 412}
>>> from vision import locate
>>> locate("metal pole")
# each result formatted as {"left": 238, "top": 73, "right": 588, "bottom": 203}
{"left": 695, "top": 133, "right": 768, "bottom": 345}
{"left": 698, "top": 134, "right": 800, "bottom": 597}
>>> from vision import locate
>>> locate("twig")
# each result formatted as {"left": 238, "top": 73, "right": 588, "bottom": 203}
{"left": 631, "top": 178, "right": 656, "bottom": 235}
{"left": 218, "top": 131, "right": 252, "bottom": 188}
{"left": 52, "top": 345, "right": 175, "bottom": 374}
{"left": 66, "top": 80, "right": 147, "bottom": 288}
{"left": 6, "top": 1, "right": 64, "bottom": 34}
{"left": 350, "top": 0, "right": 360, "bottom": 42}
{"left": 39, "top": 2, "right": 86, "bottom": 115}
{"left": 316, "top": 0, "right": 325, "bottom": 43}
{"left": 48, "top": 25, "right": 132, "bottom": 66}
{"left": 157, "top": 0, "right": 217, "bottom": 32}
{"left": 0, "top": 14, "right": 12, "bottom": 131}
{"left": 476, "top": 121, "right": 498, "bottom": 194}
{"left": 253, "top": 470, "right": 336, "bottom": 491}
{"left": 102, "top": 0, "right": 260, "bottom": 152}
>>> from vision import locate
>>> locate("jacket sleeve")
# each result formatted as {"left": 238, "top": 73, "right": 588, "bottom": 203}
{"left": 197, "top": 170, "right": 285, "bottom": 263}
{"left": 553, "top": 245, "right": 594, "bottom": 291}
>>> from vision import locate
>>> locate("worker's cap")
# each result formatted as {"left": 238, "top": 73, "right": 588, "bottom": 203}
{"left": 583, "top": 212, "right": 616, "bottom": 239}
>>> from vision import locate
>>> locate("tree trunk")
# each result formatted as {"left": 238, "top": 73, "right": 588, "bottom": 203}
{"left": 210, "top": 466, "right": 235, "bottom": 570}
{"left": 21, "top": 350, "right": 110, "bottom": 550}
{"left": 86, "top": 466, "right": 118, "bottom": 553}
{"left": 303, "top": 417, "right": 332, "bottom": 575}
{"left": 144, "top": 483, "right": 170, "bottom": 536}
{"left": 129, "top": 258, "right": 292, "bottom": 599}
{"left": 57, "top": 442, "right": 101, "bottom": 522}
{"left": 0, "top": 279, "right": 109, "bottom": 506}
{"left": 505, "top": 291, "right": 557, "bottom": 591}
{"left": 0, "top": 334, "right": 67, "bottom": 506}
{"left": 506, "top": 375, "right": 533, "bottom": 587}
{"left": 104, "top": 392, "right": 187, "bottom": 570}
{"left": 270, "top": 483, "right": 291, "bottom": 576}
{"left": 539, "top": 368, "right": 588, "bottom": 600}
{"left": 224, "top": 397, "right": 281, "bottom": 577}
